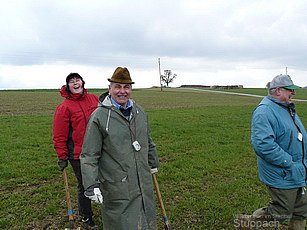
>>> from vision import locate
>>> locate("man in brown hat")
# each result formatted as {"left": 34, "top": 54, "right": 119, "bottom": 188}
{"left": 106, "top": 67, "right": 134, "bottom": 112}
{"left": 80, "top": 67, "right": 159, "bottom": 229}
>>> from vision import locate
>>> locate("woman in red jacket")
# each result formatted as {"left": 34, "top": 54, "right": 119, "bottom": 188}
{"left": 53, "top": 73, "right": 99, "bottom": 229}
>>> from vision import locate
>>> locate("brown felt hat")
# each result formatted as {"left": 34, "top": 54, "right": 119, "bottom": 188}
{"left": 108, "top": 67, "right": 134, "bottom": 84}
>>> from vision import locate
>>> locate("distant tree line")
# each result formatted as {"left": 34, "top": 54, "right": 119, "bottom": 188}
{"left": 180, "top": 85, "right": 244, "bottom": 89}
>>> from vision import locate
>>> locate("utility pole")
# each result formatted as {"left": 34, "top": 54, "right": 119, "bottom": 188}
{"left": 158, "top": 58, "right": 162, "bottom": 91}
{"left": 285, "top": 66, "right": 288, "bottom": 75}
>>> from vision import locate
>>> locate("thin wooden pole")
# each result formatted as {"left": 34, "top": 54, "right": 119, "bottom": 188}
{"left": 158, "top": 58, "right": 162, "bottom": 91}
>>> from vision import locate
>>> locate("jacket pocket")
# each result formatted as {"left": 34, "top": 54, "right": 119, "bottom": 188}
{"left": 288, "top": 162, "right": 305, "bottom": 183}
{"left": 102, "top": 175, "right": 130, "bottom": 201}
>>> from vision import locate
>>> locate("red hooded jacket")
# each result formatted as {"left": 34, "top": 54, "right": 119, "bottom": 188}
{"left": 53, "top": 85, "right": 98, "bottom": 160}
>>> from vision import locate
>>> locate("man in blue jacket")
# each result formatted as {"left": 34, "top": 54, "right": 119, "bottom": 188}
{"left": 251, "top": 74, "right": 307, "bottom": 229}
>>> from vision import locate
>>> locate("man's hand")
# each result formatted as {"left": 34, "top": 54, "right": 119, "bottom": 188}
{"left": 150, "top": 168, "right": 158, "bottom": 174}
{"left": 58, "top": 159, "right": 68, "bottom": 171}
{"left": 85, "top": 186, "right": 103, "bottom": 204}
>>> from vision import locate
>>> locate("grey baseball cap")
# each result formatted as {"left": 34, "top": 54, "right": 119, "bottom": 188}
{"left": 267, "top": 74, "right": 301, "bottom": 89}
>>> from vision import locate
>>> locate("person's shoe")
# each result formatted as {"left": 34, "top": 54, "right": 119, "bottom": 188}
{"left": 81, "top": 216, "right": 98, "bottom": 230}
{"left": 252, "top": 207, "right": 267, "bottom": 219}
{"left": 251, "top": 207, "right": 274, "bottom": 221}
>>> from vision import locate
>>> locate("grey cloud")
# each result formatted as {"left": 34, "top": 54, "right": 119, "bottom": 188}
{"left": 1, "top": 0, "right": 307, "bottom": 72}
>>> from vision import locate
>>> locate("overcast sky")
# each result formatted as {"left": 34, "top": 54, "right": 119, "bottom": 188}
{"left": 1, "top": 0, "right": 307, "bottom": 89}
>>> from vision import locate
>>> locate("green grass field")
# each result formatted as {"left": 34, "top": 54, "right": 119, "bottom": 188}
{"left": 1, "top": 87, "right": 307, "bottom": 229}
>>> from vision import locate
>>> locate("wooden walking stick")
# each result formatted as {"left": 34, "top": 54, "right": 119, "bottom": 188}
{"left": 63, "top": 168, "right": 80, "bottom": 230}
{"left": 152, "top": 173, "right": 172, "bottom": 230}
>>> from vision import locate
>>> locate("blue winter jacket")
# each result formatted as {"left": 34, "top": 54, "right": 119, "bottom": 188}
{"left": 251, "top": 96, "right": 307, "bottom": 189}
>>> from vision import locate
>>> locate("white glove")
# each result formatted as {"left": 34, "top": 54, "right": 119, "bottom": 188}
{"left": 150, "top": 168, "right": 158, "bottom": 174}
{"left": 85, "top": 187, "right": 103, "bottom": 204}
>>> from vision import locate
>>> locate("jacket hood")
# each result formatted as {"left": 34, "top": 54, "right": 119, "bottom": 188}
{"left": 99, "top": 94, "right": 113, "bottom": 108}
{"left": 60, "top": 85, "right": 87, "bottom": 100}
{"left": 264, "top": 96, "right": 295, "bottom": 109}
{"left": 98, "top": 91, "right": 110, "bottom": 104}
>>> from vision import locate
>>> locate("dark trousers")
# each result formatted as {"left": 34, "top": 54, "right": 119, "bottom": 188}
{"left": 267, "top": 186, "right": 307, "bottom": 221}
{"left": 69, "top": 159, "right": 93, "bottom": 218}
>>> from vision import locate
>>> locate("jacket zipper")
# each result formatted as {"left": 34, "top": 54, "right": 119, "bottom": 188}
{"left": 289, "top": 108, "right": 307, "bottom": 183}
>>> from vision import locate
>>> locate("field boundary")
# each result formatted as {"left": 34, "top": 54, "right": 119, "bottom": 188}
{"left": 178, "top": 87, "right": 307, "bottom": 102}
